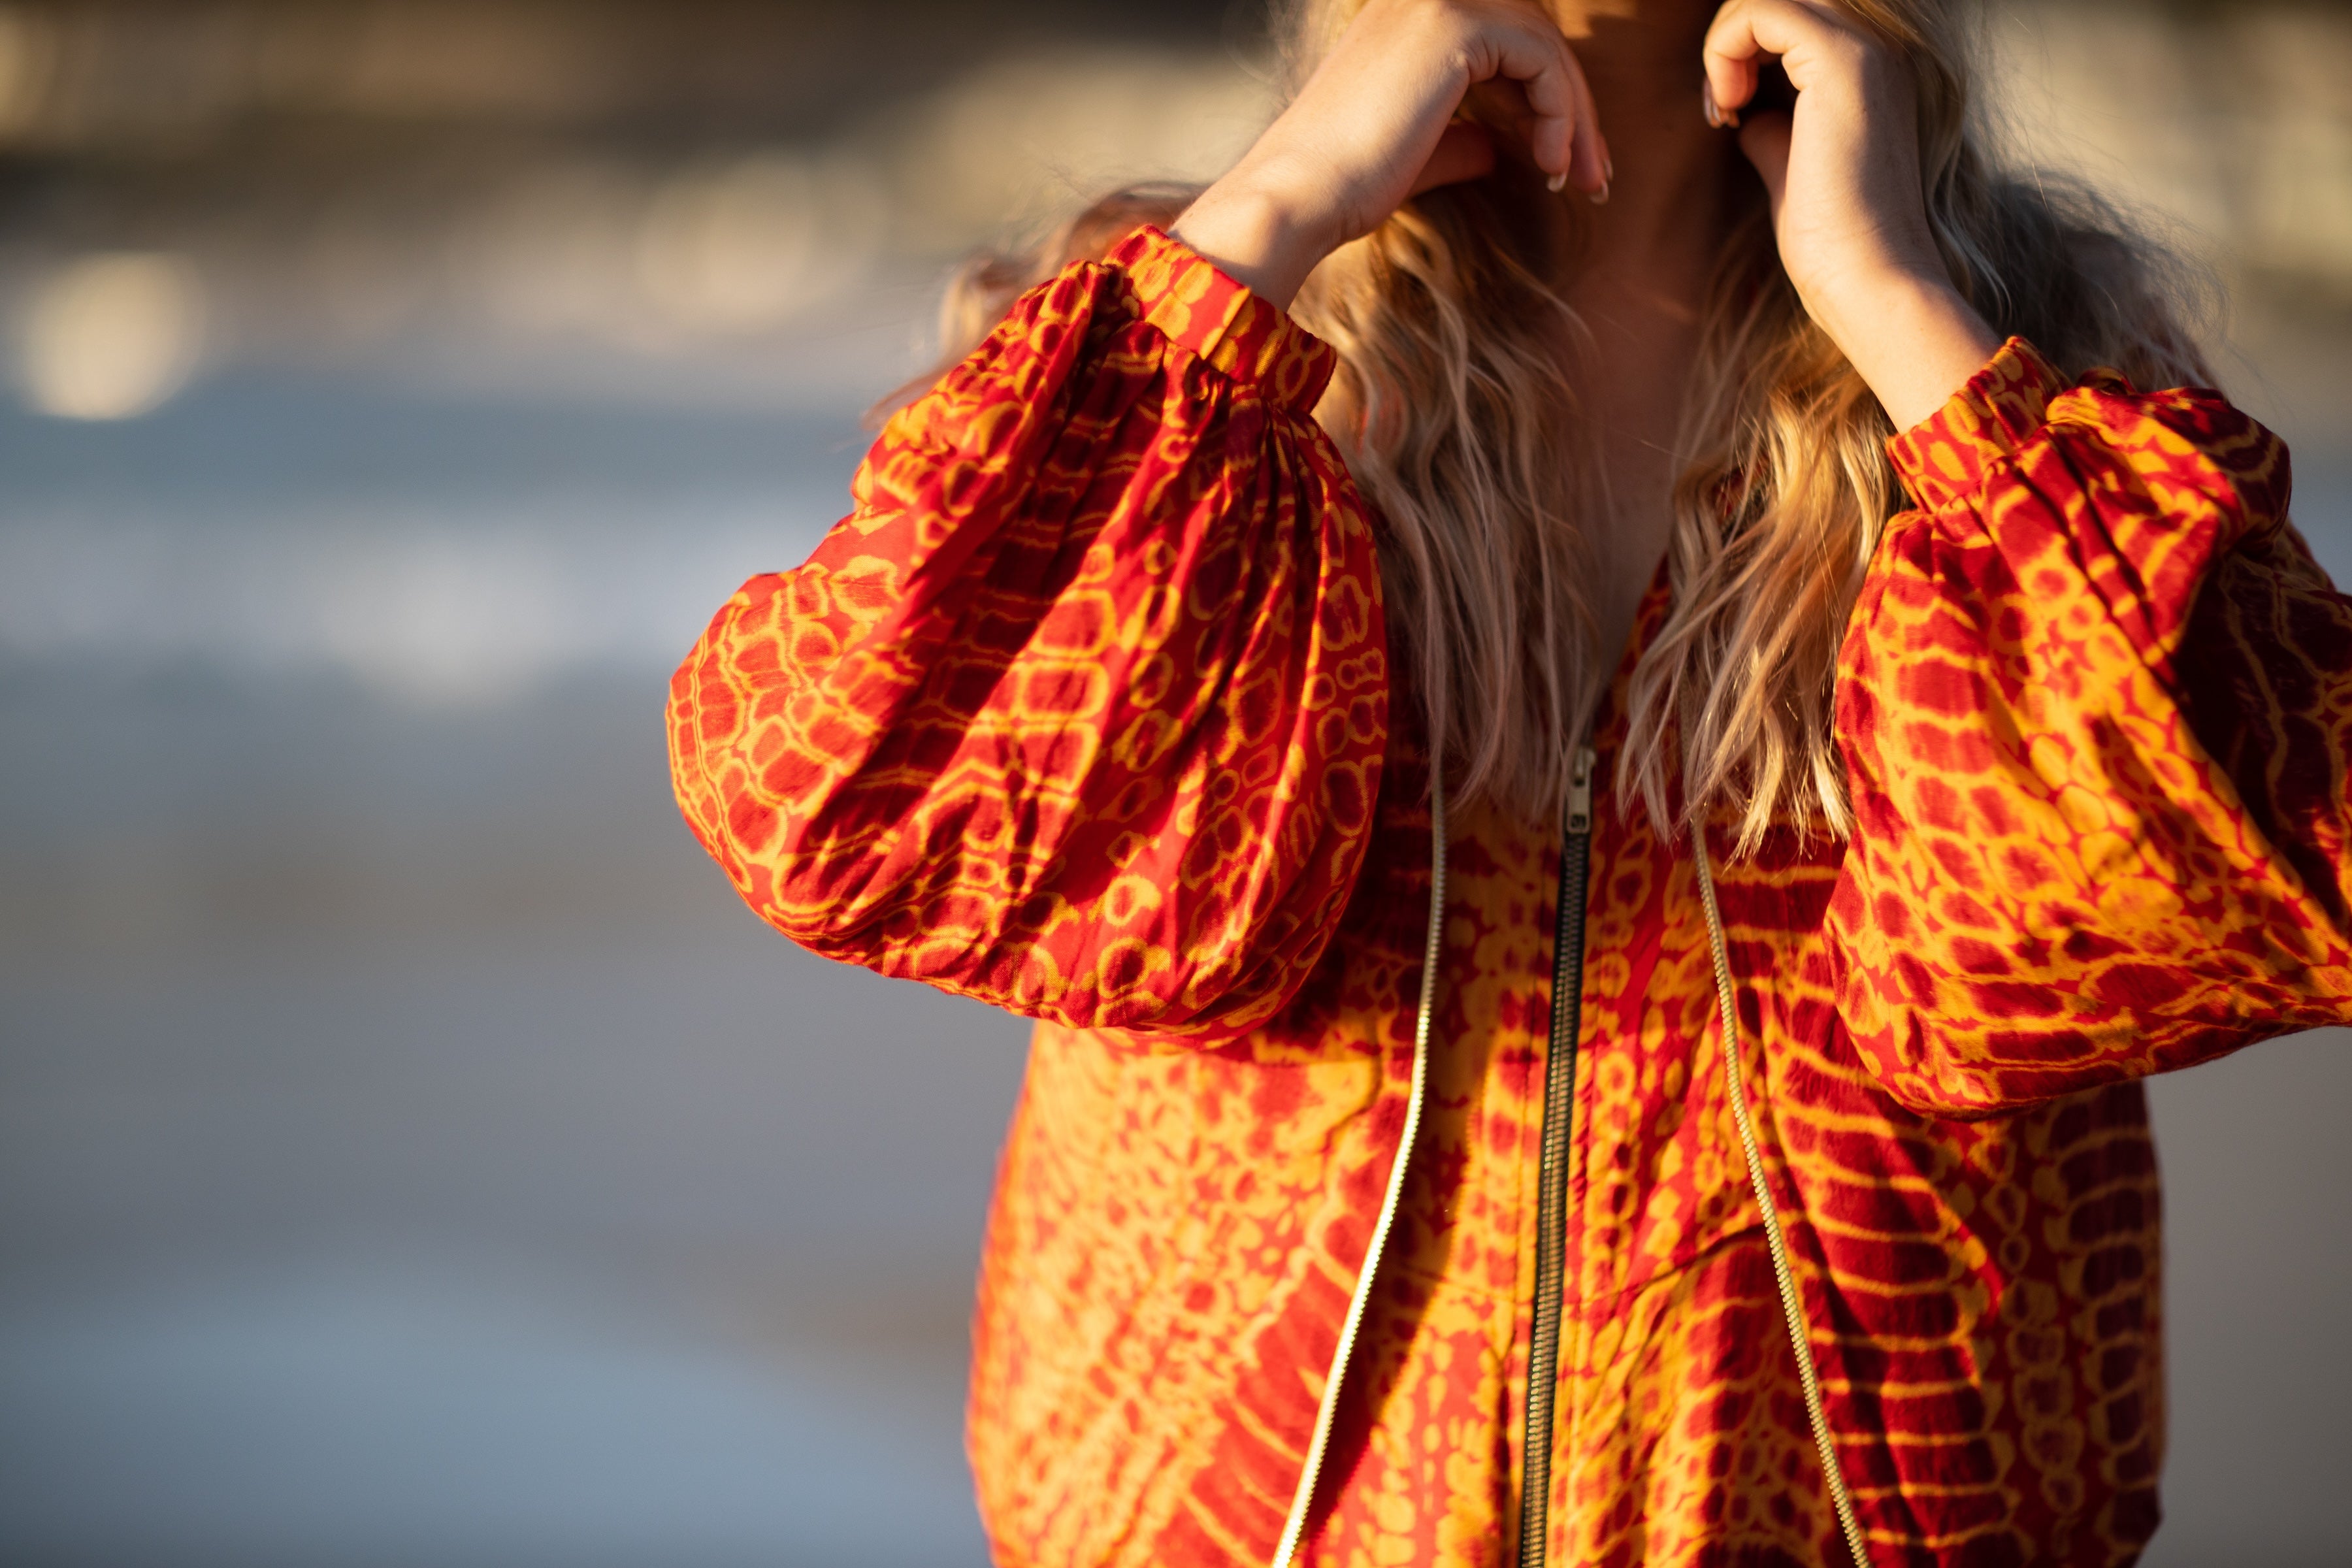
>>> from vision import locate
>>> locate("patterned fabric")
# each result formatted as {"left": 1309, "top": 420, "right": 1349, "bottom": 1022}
{"left": 1840, "top": 347, "right": 2340, "bottom": 1111}
{"left": 668, "top": 226, "right": 2348, "bottom": 1567}
{"left": 666, "top": 238, "right": 1371, "bottom": 1036}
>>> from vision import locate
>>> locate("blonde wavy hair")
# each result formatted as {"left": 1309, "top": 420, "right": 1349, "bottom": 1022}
{"left": 921, "top": 0, "right": 2209, "bottom": 851}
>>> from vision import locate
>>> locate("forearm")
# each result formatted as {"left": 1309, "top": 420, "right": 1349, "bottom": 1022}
{"left": 1702, "top": 1, "right": 2008, "bottom": 430}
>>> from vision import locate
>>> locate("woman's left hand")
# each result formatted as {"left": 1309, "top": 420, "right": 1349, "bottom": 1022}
{"left": 1703, "top": 0, "right": 2002, "bottom": 430}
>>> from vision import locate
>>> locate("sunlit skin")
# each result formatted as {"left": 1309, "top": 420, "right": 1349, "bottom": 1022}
{"left": 1172, "top": 0, "right": 2005, "bottom": 662}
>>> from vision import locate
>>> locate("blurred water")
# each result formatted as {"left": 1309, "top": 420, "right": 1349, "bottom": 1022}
{"left": 1, "top": 1259, "right": 981, "bottom": 1568}
{"left": 0, "top": 371, "right": 873, "bottom": 701}
{"left": 0, "top": 370, "right": 1030, "bottom": 1567}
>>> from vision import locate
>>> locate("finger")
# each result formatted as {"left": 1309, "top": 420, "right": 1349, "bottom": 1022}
{"left": 1703, "top": 0, "right": 1835, "bottom": 120}
{"left": 1557, "top": 37, "right": 1610, "bottom": 194}
{"left": 1409, "top": 120, "right": 1499, "bottom": 196}
{"left": 1735, "top": 109, "right": 1793, "bottom": 214}
{"left": 1701, "top": 1, "right": 1765, "bottom": 123}
{"left": 1483, "top": 20, "right": 1606, "bottom": 194}
{"left": 1491, "top": 27, "right": 1574, "bottom": 180}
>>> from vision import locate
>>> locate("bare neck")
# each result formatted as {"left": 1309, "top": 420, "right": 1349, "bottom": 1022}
{"left": 1546, "top": 2, "right": 1745, "bottom": 678}
{"left": 1554, "top": 0, "right": 1742, "bottom": 304}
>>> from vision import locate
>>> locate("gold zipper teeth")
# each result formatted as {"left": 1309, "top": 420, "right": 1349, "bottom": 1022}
{"left": 1517, "top": 743, "right": 1595, "bottom": 1568}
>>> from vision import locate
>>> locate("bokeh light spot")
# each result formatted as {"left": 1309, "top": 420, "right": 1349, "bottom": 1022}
{"left": 20, "top": 252, "right": 206, "bottom": 419}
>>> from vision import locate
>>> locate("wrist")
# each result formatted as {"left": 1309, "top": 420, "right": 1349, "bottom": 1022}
{"left": 1169, "top": 162, "right": 1341, "bottom": 312}
{"left": 1814, "top": 269, "right": 2004, "bottom": 433}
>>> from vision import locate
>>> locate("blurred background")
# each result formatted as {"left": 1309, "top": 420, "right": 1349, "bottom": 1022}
{"left": 0, "top": 1, "right": 2346, "bottom": 1564}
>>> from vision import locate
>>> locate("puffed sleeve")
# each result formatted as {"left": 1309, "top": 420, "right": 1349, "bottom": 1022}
{"left": 1828, "top": 338, "right": 2352, "bottom": 1115}
{"left": 666, "top": 227, "right": 1389, "bottom": 1038}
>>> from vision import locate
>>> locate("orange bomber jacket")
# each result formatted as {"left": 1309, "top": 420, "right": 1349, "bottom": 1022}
{"left": 668, "top": 227, "right": 2351, "bottom": 1568}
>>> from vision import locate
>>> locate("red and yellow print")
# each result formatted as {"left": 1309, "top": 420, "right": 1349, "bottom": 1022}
{"left": 669, "top": 225, "right": 2349, "bottom": 1567}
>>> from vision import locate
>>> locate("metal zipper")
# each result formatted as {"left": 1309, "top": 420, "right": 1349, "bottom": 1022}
{"left": 1691, "top": 822, "right": 1872, "bottom": 1568}
{"left": 1269, "top": 759, "right": 1450, "bottom": 1568}
{"left": 1515, "top": 743, "right": 1597, "bottom": 1568}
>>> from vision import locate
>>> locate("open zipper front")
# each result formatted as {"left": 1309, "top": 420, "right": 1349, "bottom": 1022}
{"left": 1515, "top": 743, "right": 1597, "bottom": 1568}
{"left": 1270, "top": 747, "right": 1876, "bottom": 1568}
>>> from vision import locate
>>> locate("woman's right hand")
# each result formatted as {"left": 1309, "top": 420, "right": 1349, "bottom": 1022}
{"left": 1171, "top": 0, "right": 1608, "bottom": 310}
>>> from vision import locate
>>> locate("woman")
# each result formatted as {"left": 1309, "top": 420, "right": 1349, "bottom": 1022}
{"left": 669, "top": 1, "right": 2347, "bottom": 1563}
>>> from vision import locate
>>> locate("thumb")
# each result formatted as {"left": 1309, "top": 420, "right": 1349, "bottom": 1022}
{"left": 1737, "top": 110, "right": 1793, "bottom": 216}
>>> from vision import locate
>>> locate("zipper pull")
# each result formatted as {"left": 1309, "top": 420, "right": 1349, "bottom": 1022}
{"left": 1565, "top": 745, "right": 1597, "bottom": 837}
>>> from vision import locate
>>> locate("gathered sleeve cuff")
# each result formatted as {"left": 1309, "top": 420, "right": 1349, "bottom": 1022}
{"left": 1885, "top": 337, "right": 2065, "bottom": 509}
{"left": 1119, "top": 229, "right": 1337, "bottom": 406}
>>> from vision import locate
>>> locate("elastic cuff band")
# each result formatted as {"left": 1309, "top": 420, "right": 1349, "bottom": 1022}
{"left": 1107, "top": 226, "right": 1337, "bottom": 413}
{"left": 1887, "top": 337, "right": 2063, "bottom": 510}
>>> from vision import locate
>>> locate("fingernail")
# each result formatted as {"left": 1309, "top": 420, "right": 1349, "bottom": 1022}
{"left": 1547, "top": 171, "right": 1568, "bottom": 193}
{"left": 1589, "top": 180, "right": 1609, "bottom": 206}
{"left": 1703, "top": 82, "right": 1720, "bottom": 127}
{"left": 1604, "top": 154, "right": 1616, "bottom": 184}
